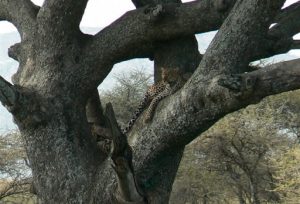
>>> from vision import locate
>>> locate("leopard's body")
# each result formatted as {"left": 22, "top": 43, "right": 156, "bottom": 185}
{"left": 122, "top": 68, "right": 188, "bottom": 134}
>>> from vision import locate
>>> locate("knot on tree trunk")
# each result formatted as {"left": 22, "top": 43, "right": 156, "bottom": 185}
{"left": 143, "top": 3, "right": 180, "bottom": 23}
{"left": 144, "top": 4, "right": 164, "bottom": 22}
{"left": 8, "top": 43, "right": 21, "bottom": 61}
{"left": 218, "top": 74, "right": 257, "bottom": 98}
{"left": 0, "top": 76, "right": 49, "bottom": 129}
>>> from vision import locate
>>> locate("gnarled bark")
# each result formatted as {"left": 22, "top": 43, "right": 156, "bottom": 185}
{"left": 0, "top": 0, "right": 299, "bottom": 203}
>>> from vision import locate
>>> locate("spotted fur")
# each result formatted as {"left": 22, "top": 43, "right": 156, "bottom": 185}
{"left": 122, "top": 68, "right": 188, "bottom": 134}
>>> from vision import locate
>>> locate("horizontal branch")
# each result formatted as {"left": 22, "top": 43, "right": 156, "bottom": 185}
{"left": 90, "top": 0, "right": 232, "bottom": 60}
{"left": 219, "top": 58, "right": 300, "bottom": 104}
{"left": 79, "top": 0, "right": 235, "bottom": 89}
{"left": 250, "top": 36, "right": 293, "bottom": 62}
{"left": 0, "top": 0, "right": 38, "bottom": 38}
{"left": 78, "top": 0, "right": 293, "bottom": 91}
{"left": 132, "top": 0, "right": 181, "bottom": 8}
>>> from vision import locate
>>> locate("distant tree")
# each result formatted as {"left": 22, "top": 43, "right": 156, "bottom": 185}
{"left": 0, "top": 0, "right": 300, "bottom": 203}
{"left": 171, "top": 90, "right": 300, "bottom": 204}
{"left": 272, "top": 144, "right": 300, "bottom": 203}
{"left": 101, "top": 69, "right": 153, "bottom": 125}
{"left": 0, "top": 131, "right": 32, "bottom": 201}
{"left": 171, "top": 145, "right": 235, "bottom": 204}
{"left": 196, "top": 102, "right": 299, "bottom": 204}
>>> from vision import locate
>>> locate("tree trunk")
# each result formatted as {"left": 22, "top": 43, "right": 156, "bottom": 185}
{"left": 1, "top": 0, "right": 298, "bottom": 203}
{"left": 131, "top": 0, "right": 201, "bottom": 202}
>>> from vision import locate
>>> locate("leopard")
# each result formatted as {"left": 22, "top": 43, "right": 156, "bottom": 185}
{"left": 122, "top": 67, "right": 190, "bottom": 134}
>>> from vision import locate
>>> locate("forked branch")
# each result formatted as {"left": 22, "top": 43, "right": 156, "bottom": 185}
{"left": 254, "top": 1, "right": 300, "bottom": 60}
{"left": 80, "top": 0, "right": 235, "bottom": 88}
{"left": 125, "top": 0, "right": 286, "bottom": 187}
{"left": 0, "top": 0, "right": 38, "bottom": 37}
{"left": 38, "top": 0, "right": 89, "bottom": 36}
{"left": 219, "top": 59, "right": 300, "bottom": 101}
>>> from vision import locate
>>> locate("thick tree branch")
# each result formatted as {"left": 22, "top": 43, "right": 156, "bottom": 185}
{"left": 124, "top": 0, "right": 285, "bottom": 191}
{"left": 93, "top": 0, "right": 231, "bottom": 58}
{"left": 275, "top": 0, "right": 300, "bottom": 22}
{"left": 269, "top": 1, "right": 300, "bottom": 40}
{"left": 123, "top": 1, "right": 200, "bottom": 202}
{"left": 37, "top": 0, "right": 88, "bottom": 38}
{"left": 80, "top": 0, "right": 234, "bottom": 89}
{"left": 197, "top": 0, "right": 284, "bottom": 75}
{"left": 250, "top": 1, "right": 300, "bottom": 61}
{"left": 219, "top": 59, "right": 300, "bottom": 101}
{"left": 133, "top": 0, "right": 201, "bottom": 88}
{"left": 132, "top": 0, "right": 181, "bottom": 8}
{"left": 251, "top": 36, "right": 294, "bottom": 62}
{"left": 0, "top": 0, "right": 38, "bottom": 37}
{"left": 130, "top": 58, "right": 300, "bottom": 195}
{"left": 79, "top": 0, "right": 294, "bottom": 90}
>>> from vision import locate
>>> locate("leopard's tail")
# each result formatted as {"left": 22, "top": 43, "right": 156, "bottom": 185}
{"left": 122, "top": 92, "right": 150, "bottom": 134}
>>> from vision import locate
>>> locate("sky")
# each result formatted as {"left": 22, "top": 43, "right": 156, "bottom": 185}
{"left": 0, "top": 0, "right": 299, "bottom": 32}
{"left": 0, "top": 0, "right": 299, "bottom": 55}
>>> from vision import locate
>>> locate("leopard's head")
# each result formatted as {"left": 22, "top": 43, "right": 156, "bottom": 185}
{"left": 161, "top": 67, "right": 181, "bottom": 83}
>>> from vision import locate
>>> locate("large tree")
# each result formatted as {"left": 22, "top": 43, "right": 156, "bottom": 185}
{"left": 0, "top": 0, "right": 299, "bottom": 203}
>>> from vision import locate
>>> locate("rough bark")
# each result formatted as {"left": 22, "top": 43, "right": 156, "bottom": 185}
{"left": 104, "top": 103, "right": 146, "bottom": 203}
{"left": 80, "top": 0, "right": 236, "bottom": 91}
{"left": 131, "top": 0, "right": 201, "bottom": 202}
{"left": 0, "top": 0, "right": 38, "bottom": 37}
{"left": 0, "top": 0, "right": 299, "bottom": 203}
